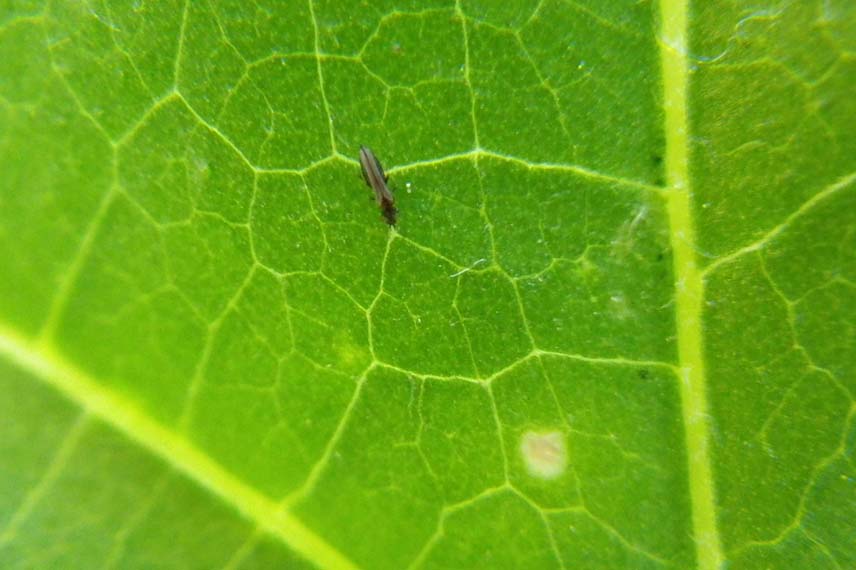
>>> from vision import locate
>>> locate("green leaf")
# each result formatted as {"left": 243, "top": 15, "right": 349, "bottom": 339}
{"left": 1, "top": 1, "right": 853, "bottom": 569}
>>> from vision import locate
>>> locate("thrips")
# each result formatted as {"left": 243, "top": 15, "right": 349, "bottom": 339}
{"left": 359, "top": 146, "right": 397, "bottom": 226}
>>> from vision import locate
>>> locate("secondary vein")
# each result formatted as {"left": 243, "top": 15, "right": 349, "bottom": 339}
{"left": 0, "top": 325, "right": 359, "bottom": 570}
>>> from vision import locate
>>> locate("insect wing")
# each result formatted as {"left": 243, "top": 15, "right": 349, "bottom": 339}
{"left": 359, "top": 146, "right": 375, "bottom": 187}
{"left": 372, "top": 151, "right": 387, "bottom": 182}
{"left": 359, "top": 147, "right": 383, "bottom": 202}
{"left": 359, "top": 146, "right": 393, "bottom": 205}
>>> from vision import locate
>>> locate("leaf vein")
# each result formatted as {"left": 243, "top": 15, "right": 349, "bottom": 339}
{"left": 658, "top": 1, "right": 724, "bottom": 568}
{"left": 0, "top": 327, "right": 360, "bottom": 570}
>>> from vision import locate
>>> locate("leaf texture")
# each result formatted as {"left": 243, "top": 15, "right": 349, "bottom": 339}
{"left": 0, "top": 1, "right": 853, "bottom": 569}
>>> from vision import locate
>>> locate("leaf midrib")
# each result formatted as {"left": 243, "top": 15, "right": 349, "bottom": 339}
{"left": 658, "top": 1, "right": 724, "bottom": 569}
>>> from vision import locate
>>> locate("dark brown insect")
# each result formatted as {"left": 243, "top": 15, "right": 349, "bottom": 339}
{"left": 359, "top": 146, "right": 397, "bottom": 226}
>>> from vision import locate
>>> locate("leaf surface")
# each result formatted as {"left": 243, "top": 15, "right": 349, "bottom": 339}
{"left": 0, "top": 1, "right": 854, "bottom": 569}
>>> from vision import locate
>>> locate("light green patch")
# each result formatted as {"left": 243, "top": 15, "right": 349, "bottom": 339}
{"left": 419, "top": 379, "right": 505, "bottom": 503}
{"left": 362, "top": 10, "right": 464, "bottom": 87}
{"left": 419, "top": 489, "right": 557, "bottom": 569}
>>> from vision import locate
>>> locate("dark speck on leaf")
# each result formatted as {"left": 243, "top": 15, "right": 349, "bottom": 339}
{"left": 638, "top": 369, "right": 650, "bottom": 380}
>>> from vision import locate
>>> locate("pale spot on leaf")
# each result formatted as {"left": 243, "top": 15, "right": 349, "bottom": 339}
{"left": 519, "top": 430, "right": 567, "bottom": 480}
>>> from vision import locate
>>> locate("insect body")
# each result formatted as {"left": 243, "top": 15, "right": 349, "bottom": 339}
{"left": 359, "top": 146, "right": 397, "bottom": 226}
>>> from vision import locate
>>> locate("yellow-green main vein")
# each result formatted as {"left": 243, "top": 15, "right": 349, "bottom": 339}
{"left": 0, "top": 326, "right": 359, "bottom": 570}
{"left": 658, "top": 1, "right": 724, "bottom": 569}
